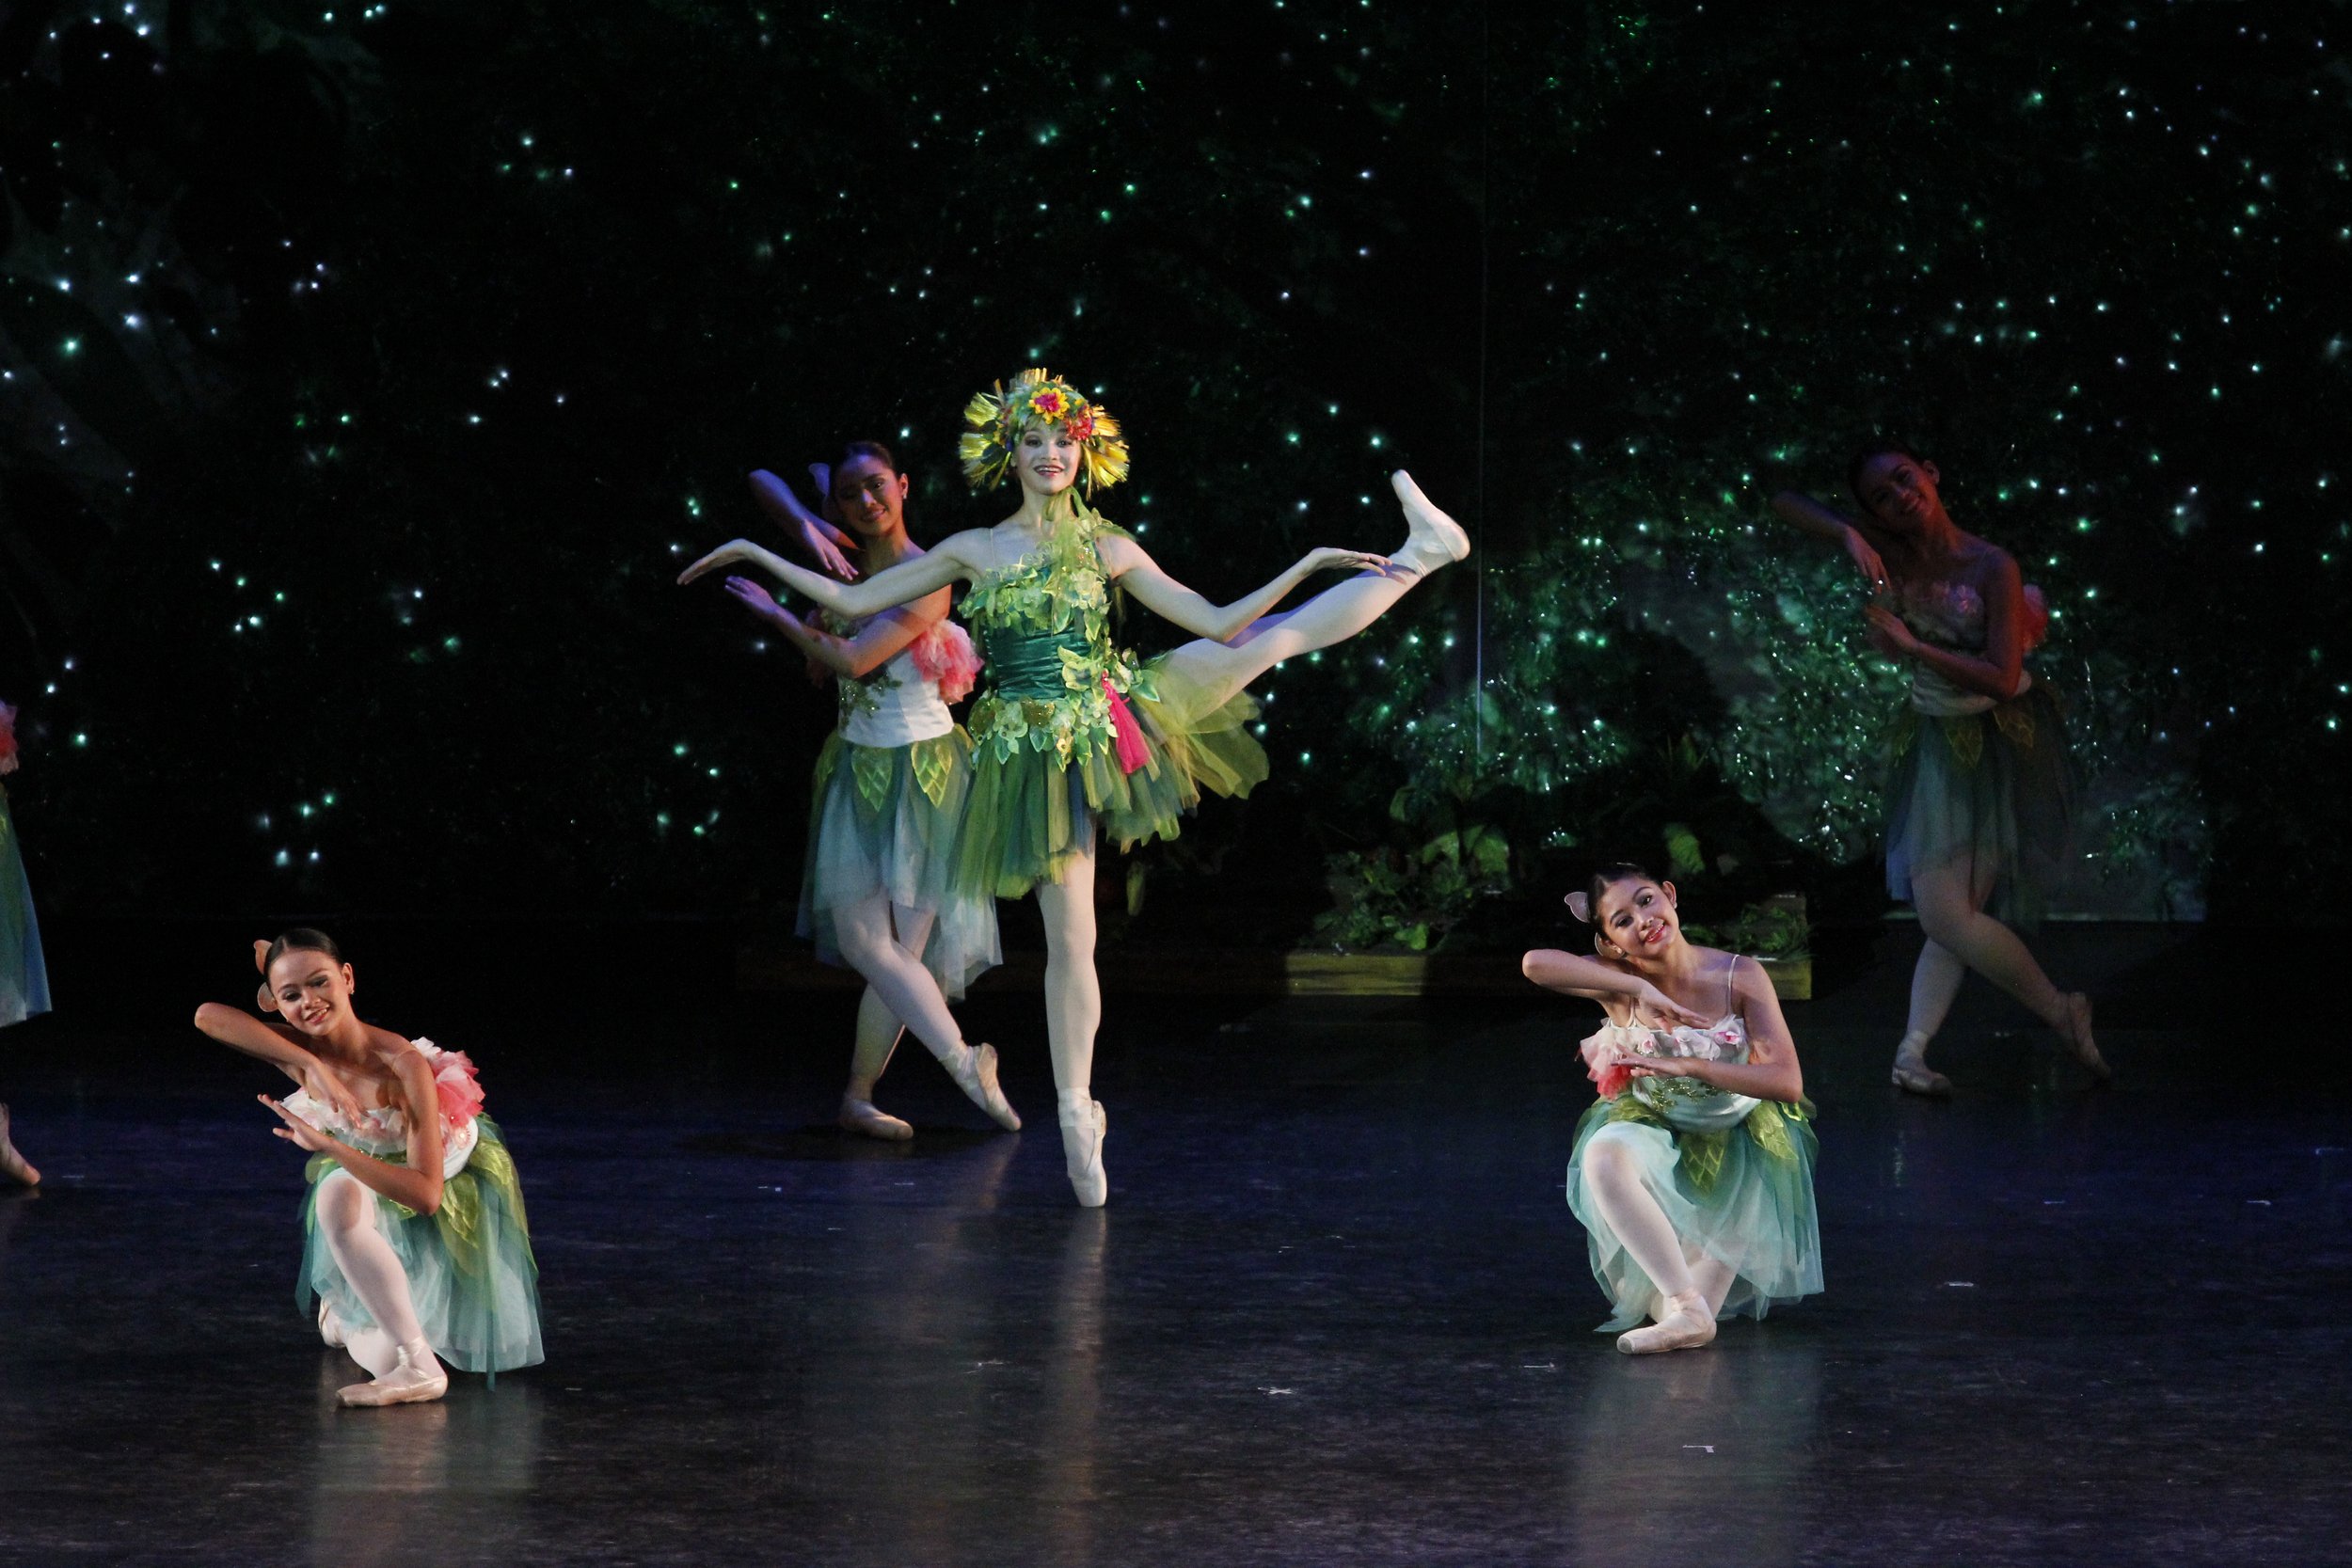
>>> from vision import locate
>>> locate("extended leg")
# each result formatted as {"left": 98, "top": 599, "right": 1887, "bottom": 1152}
{"left": 1152, "top": 473, "right": 1468, "bottom": 720}
{"left": 1035, "top": 842, "right": 1108, "bottom": 1207}
{"left": 314, "top": 1170, "right": 448, "bottom": 1404}
{"left": 1910, "top": 862, "right": 2107, "bottom": 1079}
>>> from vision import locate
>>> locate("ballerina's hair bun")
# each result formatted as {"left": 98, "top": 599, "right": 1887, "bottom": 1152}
{"left": 263, "top": 927, "right": 344, "bottom": 972}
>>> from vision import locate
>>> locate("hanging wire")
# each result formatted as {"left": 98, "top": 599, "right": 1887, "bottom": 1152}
{"left": 1472, "top": 0, "right": 1492, "bottom": 771}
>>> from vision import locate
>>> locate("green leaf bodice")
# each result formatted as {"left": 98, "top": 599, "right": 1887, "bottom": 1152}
{"left": 960, "top": 506, "right": 1157, "bottom": 768}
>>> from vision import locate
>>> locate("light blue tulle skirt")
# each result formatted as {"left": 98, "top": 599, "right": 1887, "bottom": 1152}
{"left": 298, "top": 1116, "right": 544, "bottom": 1375}
{"left": 0, "top": 787, "right": 51, "bottom": 1029}
{"left": 1565, "top": 1095, "right": 1823, "bottom": 1332}
{"left": 1883, "top": 684, "right": 2075, "bottom": 920}
{"left": 799, "top": 728, "right": 1001, "bottom": 999}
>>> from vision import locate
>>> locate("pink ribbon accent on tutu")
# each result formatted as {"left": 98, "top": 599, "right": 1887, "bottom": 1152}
{"left": 909, "top": 622, "right": 981, "bottom": 705}
{"left": 1102, "top": 676, "right": 1149, "bottom": 775}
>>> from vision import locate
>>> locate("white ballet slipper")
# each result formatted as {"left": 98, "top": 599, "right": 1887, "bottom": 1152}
{"left": 838, "top": 1097, "right": 914, "bottom": 1142}
{"left": 317, "top": 1298, "right": 346, "bottom": 1349}
{"left": 0, "top": 1104, "right": 37, "bottom": 1187}
{"left": 1390, "top": 470, "right": 1470, "bottom": 576}
{"left": 1615, "top": 1289, "right": 1717, "bottom": 1355}
{"left": 1059, "top": 1099, "right": 1108, "bottom": 1209}
{"left": 337, "top": 1341, "right": 448, "bottom": 1407}
{"left": 944, "top": 1043, "right": 1022, "bottom": 1132}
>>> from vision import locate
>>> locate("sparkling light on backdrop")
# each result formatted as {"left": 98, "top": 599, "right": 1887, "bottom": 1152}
{"left": 0, "top": 3, "right": 2340, "bottom": 926}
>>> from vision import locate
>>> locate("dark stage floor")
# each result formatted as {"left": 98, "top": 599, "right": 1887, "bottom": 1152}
{"left": 1, "top": 925, "right": 2345, "bottom": 1565}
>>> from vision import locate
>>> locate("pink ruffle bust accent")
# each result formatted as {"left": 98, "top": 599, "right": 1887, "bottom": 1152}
{"left": 1101, "top": 677, "right": 1150, "bottom": 776}
{"left": 2020, "top": 583, "right": 2050, "bottom": 653}
{"left": 427, "top": 1047, "right": 485, "bottom": 1129}
{"left": 909, "top": 621, "right": 980, "bottom": 704}
{"left": 1580, "top": 1025, "right": 1635, "bottom": 1101}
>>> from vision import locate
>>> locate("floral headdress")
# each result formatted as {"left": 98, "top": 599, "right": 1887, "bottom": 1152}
{"left": 958, "top": 368, "right": 1130, "bottom": 495}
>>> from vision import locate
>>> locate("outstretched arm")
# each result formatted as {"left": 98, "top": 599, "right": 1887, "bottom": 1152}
{"left": 1772, "top": 490, "right": 1889, "bottom": 589}
{"left": 678, "top": 534, "right": 975, "bottom": 617}
{"left": 1096, "top": 532, "right": 1388, "bottom": 644}
{"left": 723, "top": 578, "right": 950, "bottom": 679}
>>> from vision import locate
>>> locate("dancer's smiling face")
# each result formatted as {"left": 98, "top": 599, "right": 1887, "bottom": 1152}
{"left": 266, "top": 948, "right": 358, "bottom": 1036}
{"left": 1853, "top": 451, "right": 1947, "bottom": 533}
{"left": 830, "top": 453, "right": 910, "bottom": 543}
{"left": 1595, "top": 878, "right": 1682, "bottom": 960}
{"left": 1014, "top": 424, "right": 1083, "bottom": 497}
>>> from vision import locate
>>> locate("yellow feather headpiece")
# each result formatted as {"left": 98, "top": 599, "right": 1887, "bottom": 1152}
{"left": 958, "top": 368, "right": 1131, "bottom": 494}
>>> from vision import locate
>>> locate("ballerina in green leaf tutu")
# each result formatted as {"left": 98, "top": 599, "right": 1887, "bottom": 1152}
{"left": 1524, "top": 863, "right": 1823, "bottom": 1354}
{"left": 681, "top": 369, "right": 1469, "bottom": 1205}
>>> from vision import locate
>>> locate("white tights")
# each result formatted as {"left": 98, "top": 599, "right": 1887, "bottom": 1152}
{"left": 1581, "top": 1133, "right": 1735, "bottom": 1319}
{"left": 830, "top": 896, "right": 975, "bottom": 1097}
{"left": 315, "top": 1169, "right": 432, "bottom": 1378}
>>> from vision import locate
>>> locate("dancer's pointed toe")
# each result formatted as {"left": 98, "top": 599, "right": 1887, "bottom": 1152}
{"left": 317, "top": 1297, "right": 347, "bottom": 1349}
{"left": 1390, "top": 470, "right": 1470, "bottom": 575}
{"left": 0, "top": 1104, "right": 37, "bottom": 1188}
{"left": 2058, "top": 992, "right": 2110, "bottom": 1082}
{"left": 1059, "top": 1099, "right": 1108, "bottom": 1208}
{"left": 946, "top": 1043, "right": 1022, "bottom": 1132}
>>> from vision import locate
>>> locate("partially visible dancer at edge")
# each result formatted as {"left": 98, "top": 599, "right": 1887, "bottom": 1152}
{"left": 681, "top": 368, "right": 1469, "bottom": 1206}
{"left": 1525, "top": 864, "right": 1823, "bottom": 1354}
{"left": 1772, "top": 444, "right": 2109, "bottom": 1096}
{"left": 719, "top": 440, "right": 1019, "bottom": 1142}
{"left": 195, "top": 931, "right": 544, "bottom": 1406}
{"left": 0, "top": 701, "right": 49, "bottom": 1188}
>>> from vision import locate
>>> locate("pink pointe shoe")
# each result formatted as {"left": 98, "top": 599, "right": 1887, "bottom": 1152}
{"left": 1616, "top": 1289, "right": 1718, "bottom": 1355}
{"left": 838, "top": 1096, "right": 914, "bottom": 1142}
{"left": 1390, "top": 471, "right": 1470, "bottom": 577}
{"left": 338, "top": 1341, "right": 449, "bottom": 1407}
{"left": 1059, "top": 1099, "right": 1108, "bottom": 1209}
{"left": 317, "top": 1298, "right": 347, "bottom": 1349}
{"left": 946, "top": 1043, "right": 1022, "bottom": 1132}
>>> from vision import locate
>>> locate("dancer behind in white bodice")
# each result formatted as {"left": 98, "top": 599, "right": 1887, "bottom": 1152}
{"left": 1773, "top": 444, "right": 2107, "bottom": 1095}
{"left": 723, "top": 440, "right": 1019, "bottom": 1141}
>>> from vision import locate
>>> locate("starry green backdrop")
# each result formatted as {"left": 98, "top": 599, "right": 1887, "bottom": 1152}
{"left": 1, "top": 2, "right": 2339, "bottom": 931}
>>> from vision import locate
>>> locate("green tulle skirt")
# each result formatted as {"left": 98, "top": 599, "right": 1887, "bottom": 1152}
{"left": 0, "top": 787, "right": 50, "bottom": 1028}
{"left": 1565, "top": 1094, "right": 1823, "bottom": 1332}
{"left": 798, "top": 728, "right": 1001, "bottom": 999}
{"left": 1884, "top": 683, "right": 2075, "bottom": 920}
{"left": 953, "top": 656, "right": 1269, "bottom": 900}
{"left": 297, "top": 1116, "right": 544, "bottom": 1375}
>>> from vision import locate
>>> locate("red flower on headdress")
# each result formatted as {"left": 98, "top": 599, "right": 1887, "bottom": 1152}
{"left": 1066, "top": 410, "right": 1095, "bottom": 442}
{"left": 1028, "top": 387, "right": 1070, "bottom": 420}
